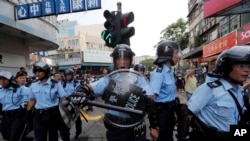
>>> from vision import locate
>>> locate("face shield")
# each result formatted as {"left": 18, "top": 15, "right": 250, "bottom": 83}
{"left": 114, "top": 48, "right": 131, "bottom": 69}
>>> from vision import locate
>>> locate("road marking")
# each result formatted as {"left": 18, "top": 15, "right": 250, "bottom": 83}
{"left": 80, "top": 110, "right": 103, "bottom": 121}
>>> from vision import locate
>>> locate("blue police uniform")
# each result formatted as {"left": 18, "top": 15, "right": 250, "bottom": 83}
{"left": 188, "top": 78, "right": 244, "bottom": 132}
{"left": 0, "top": 85, "right": 29, "bottom": 141}
{"left": 149, "top": 64, "right": 176, "bottom": 141}
{"left": 90, "top": 72, "right": 154, "bottom": 140}
{"left": 29, "top": 78, "right": 69, "bottom": 141}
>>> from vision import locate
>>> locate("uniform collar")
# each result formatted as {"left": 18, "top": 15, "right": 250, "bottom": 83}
{"left": 220, "top": 78, "right": 243, "bottom": 92}
{"left": 38, "top": 77, "right": 51, "bottom": 85}
{"left": 163, "top": 64, "right": 172, "bottom": 73}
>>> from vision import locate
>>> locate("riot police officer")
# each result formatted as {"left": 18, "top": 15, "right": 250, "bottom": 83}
{"left": 61, "top": 69, "right": 81, "bottom": 140}
{"left": 134, "top": 64, "right": 146, "bottom": 75}
{"left": 150, "top": 40, "right": 180, "bottom": 141}
{"left": 0, "top": 70, "right": 29, "bottom": 141}
{"left": 26, "top": 60, "right": 69, "bottom": 141}
{"left": 187, "top": 46, "right": 250, "bottom": 141}
{"left": 68, "top": 44, "right": 159, "bottom": 141}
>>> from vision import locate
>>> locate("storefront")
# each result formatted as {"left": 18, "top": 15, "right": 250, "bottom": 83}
{"left": 202, "top": 31, "right": 237, "bottom": 70}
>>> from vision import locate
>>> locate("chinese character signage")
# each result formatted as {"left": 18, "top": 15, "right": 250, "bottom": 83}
{"left": 42, "top": 0, "right": 56, "bottom": 16}
{"left": 86, "top": 0, "right": 101, "bottom": 10}
{"left": 15, "top": 0, "right": 102, "bottom": 20}
{"left": 203, "top": 32, "right": 236, "bottom": 58}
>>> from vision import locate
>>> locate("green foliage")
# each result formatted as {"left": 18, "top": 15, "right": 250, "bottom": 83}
{"left": 160, "top": 18, "right": 189, "bottom": 50}
{"left": 194, "top": 35, "right": 206, "bottom": 48}
{"left": 140, "top": 58, "right": 155, "bottom": 72}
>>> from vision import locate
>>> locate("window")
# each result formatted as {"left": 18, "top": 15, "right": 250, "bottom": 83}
{"left": 72, "top": 39, "right": 76, "bottom": 47}
{"left": 194, "top": 7, "right": 199, "bottom": 17}
{"left": 229, "top": 16, "right": 239, "bottom": 31}
{"left": 220, "top": 23, "right": 229, "bottom": 37}
{"left": 68, "top": 40, "right": 72, "bottom": 47}
{"left": 75, "top": 39, "right": 79, "bottom": 46}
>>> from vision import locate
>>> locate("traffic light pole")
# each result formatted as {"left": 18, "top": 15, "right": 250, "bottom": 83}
{"left": 117, "top": 2, "right": 122, "bottom": 12}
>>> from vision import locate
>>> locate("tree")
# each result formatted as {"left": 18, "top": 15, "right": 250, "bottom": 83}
{"left": 140, "top": 58, "right": 155, "bottom": 73}
{"left": 160, "top": 18, "right": 189, "bottom": 50}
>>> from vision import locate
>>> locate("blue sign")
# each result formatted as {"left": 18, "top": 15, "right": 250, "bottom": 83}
{"left": 86, "top": 0, "right": 101, "bottom": 10}
{"left": 56, "top": 0, "right": 70, "bottom": 14}
{"left": 34, "top": 51, "right": 48, "bottom": 57}
{"left": 15, "top": 0, "right": 101, "bottom": 20}
{"left": 71, "top": 0, "right": 85, "bottom": 12}
{"left": 42, "top": 0, "right": 56, "bottom": 16}
{"left": 16, "top": 4, "right": 29, "bottom": 20}
{"left": 29, "top": 2, "right": 42, "bottom": 18}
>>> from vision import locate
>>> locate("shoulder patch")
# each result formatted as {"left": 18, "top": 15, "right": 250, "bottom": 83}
{"left": 207, "top": 80, "right": 222, "bottom": 88}
{"left": 156, "top": 67, "right": 163, "bottom": 73}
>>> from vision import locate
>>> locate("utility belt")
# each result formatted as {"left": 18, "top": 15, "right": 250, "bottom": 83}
{"left": 191, "top": 116, "right": 230, "bottom": 139}
{"left": 2, "top": 108, "right": 26, "bottom": 117}
{"left": 34, "top": 106, "right": 58, "bottom": 116}
{"left": 155, "top": 100, "right": 177, "bottom": 110}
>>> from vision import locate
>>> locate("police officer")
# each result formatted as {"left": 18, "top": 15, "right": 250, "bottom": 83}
{"left": 69, "top": 44, "right": 159, "bottom": 141}
{"left": 187, "top": 46, "right": 250, "bottom": 141}
{"left": 26, "top": 61, "right": 69, "bottom": 141}
{"left": 134, "top": 64, "right": 146, "bottom": 76}
{"left": 61, "top": 69, "right": 81, "bottom": 140}
{"left": 0, "top": 70, "right": 29, "bottom": 141}
{"left": 150, "top": 40, "right": 180, "bottom": 141}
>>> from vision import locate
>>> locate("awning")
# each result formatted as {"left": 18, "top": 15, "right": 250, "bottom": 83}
{"left": 202, "top": 54, "right": 219, "bottom": 62}
{"left": 58, "top": 65, "right": 81, "bottom": 71}
{"left": 181, "top": 46, "right": 203, "bottom": 59}
{"left": 82, "top": 63, "right": 112, "bottom": 67}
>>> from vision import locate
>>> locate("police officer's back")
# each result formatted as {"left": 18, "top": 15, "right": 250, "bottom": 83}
{"left": 187, "top": 46, "right": 250, "bottom": 141}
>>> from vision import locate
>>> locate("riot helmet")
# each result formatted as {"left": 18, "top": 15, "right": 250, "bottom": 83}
{"left": 0, "top": 70, "right": 15, "bottom": 88}
{"left": 134, "top": 64, "right": 146, "bottom": 74}
{"left": 110, "top": 44, "right": 135, "bottom": 69}
{"left": 154, "top": 40, "right": 179, "bottom": 66}
{"left": 64, "top": 69, "right": 74, "bottom": 81}
{"left": 33, "top": 60, "right": 51, "bottom": 78}
{"left": 213, "top": 45, "right": 250, "bottom": 79}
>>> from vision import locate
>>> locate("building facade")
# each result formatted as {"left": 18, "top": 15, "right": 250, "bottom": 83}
{"left": 48, "top": 20, "right": 113, "bottom": 76}
{"left": 0, "top": 0, "right": 58, "bottom": 75}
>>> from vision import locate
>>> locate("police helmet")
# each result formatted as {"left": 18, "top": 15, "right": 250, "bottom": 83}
{"left": 0, "top": 70, "right": 13, "bottom": 80}
{"left": 134, "top": 64, "right": 145, "bottom": 73}
{"left": 33, "top": 60, "right": 51, "bottom": 75}
{"left": 214, "top": 45, "right": 250, "bottom": 75}
{"left": 110, "top": 44, "right": 135, "bottom": 68}
{"left": 64, "top": 69, "right": 74, "bottom": 76}
{"left": 154, "top": 40, "right": 179, "bottom": 66}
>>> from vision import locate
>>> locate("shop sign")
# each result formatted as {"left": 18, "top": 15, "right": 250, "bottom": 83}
{"left": 203, "top": 32, "right": 236, "bottom": 58}
{"left": 237, "top": 23, "right": 250, "bottom": 45}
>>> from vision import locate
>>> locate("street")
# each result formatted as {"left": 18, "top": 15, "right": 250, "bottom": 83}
{"left": 0, "top": 94, "right": 186, "bottom": 141}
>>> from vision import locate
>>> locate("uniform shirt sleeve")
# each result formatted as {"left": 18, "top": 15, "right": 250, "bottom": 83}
{"left": 90, "top": 76, "right": 109, "bottom": 95}
{"left": 187, "top": 83, "right": 213, "bottom": 114}
{"left": 149, "top": 69, "right": 164, "bottom": 95}
{"left": 57, "top": 82, "right": 69, "bottom": 97}
{"left": 137, "top": 76, "right": 153, "bottom": 96}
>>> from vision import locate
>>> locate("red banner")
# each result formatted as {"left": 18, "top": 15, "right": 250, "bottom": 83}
{"left": 203, "top": 32, "right": 236, "bottom": 58}
{"left": 237, "top": 23, "right": 250, "bottom": 45}
{"left": 203, "top": 0, "right": 241, "bottom": 18}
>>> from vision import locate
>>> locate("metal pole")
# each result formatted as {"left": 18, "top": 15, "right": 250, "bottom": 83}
{"left": 117, "top": 2, "right": 122, "bottom": 12}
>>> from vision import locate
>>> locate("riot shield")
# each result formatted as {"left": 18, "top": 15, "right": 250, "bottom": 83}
{"left": 102, "top": 69, "right": 148, "bottom": 128}
{"left": 59, "top": 69, "right": 148, "bottom": 128}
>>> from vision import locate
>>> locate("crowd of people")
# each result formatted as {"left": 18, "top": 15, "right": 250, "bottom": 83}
{"left": 0, "top": 41, "right": 250, "bottom": 141}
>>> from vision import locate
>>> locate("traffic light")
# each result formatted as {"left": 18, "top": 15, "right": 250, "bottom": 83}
{"left": 101, "top": 10, "right": 121, "bottom": 48}
{"left": 119, "top": 12, "right": 135, "bottom": 45}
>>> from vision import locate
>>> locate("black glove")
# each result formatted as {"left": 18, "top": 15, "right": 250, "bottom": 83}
{"left": 69, "top": 93, "right": 87, "bottom": 106}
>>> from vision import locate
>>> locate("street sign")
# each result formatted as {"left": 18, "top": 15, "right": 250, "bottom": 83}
{"left": 42, "top": 0, "right": 56, "bottom": 16}
{"left": 15, "top": 0, "right": 102, "bottom": 20}
{"left": 29, "top": 2, "right": 42, "bottom": 18}
{"left": 56, "top": 0, "right": 71, "bottom": 14}
{"left": 86, "top": 0, "right": 101, "bottom": 10}
{"left": 16, "top": 4, "right": 29, "bottom": 20}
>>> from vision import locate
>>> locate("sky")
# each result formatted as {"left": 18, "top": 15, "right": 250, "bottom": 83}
{"left": 58, "top": 0, "right": 188, "bottom": 56}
